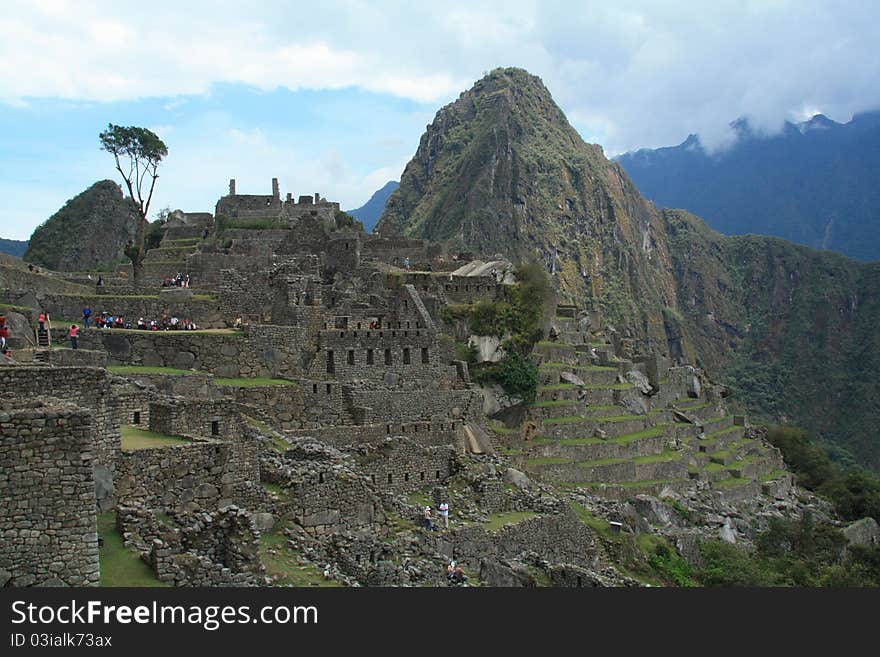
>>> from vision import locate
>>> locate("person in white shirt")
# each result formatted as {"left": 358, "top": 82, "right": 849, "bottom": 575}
{"left": 439, "top": 501, "right": 449, "bottom": 529}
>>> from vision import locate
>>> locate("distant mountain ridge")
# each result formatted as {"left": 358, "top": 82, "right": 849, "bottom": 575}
{"left": 347, "top": 181, "right": 398, "bottom": 233}
{"left": 617, "top": 111, "right": 880, "bottom": 261}
{"left": 0, "top": 238, "right": 28, "bottom": 258}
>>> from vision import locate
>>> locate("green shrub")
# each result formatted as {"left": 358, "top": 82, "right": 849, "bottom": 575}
{"left": 474, "top": 351, "right": 539, "bottom": 402}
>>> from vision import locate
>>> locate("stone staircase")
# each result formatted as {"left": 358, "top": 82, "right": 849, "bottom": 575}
{"left": 493, "top": 328, "right": 787, "bottom": 501}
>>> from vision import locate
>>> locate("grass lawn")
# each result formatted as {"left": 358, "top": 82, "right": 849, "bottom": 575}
{"left": 214, "top": 377, "right": 299, "bottom": 387}
{"left": 482, "top": 511, "right": 539, "bottom": 531}
{"left": 121, "top": 425, "right": 191, "bottom": 451}
{"left": 97, "top": 512, "right": 168, "bottom": 587}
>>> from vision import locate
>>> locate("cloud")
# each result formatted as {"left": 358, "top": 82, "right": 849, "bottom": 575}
{"left": 1, "top": 0, "right": 879, "bottom": 238}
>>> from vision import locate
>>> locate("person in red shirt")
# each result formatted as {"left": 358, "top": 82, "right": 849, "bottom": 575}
{"left": 69, "top": 324, "right": 79, "bottom": 350}
{"left": 38, "top": 311, "right": 48, "bottom": 332}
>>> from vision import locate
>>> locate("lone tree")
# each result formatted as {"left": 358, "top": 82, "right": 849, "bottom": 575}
{"left": 99, "top": 123, "right": 168, "bottom": 284}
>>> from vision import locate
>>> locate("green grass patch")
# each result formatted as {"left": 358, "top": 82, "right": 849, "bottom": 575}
{"left": 578, "top": 456, "right": 625, "bottom": 467}
{"left": 542, "top": 415, "right": 589, "bottom": 425}
{"left": 715, "top": 477, "right": 752, "bottom": 489}
{"left": 97, "top": 512, "right": 168, "bottom": 587}
{"left": 260, "top": 529, "right": 342, "bottom": 587}
{"left": 761, "top": 469, "right": 788, "bottom": 482}
{"left": 568, "top": 501, "right": 616, "bottom": 539}
{"left": 532, "top": 399, "right": 576, "bottom": 408}
{"left": 707, "top": 424, "right": 742, "bottom": 439}
{"left": 489, "top": 423, "right": 518, "bottom": 435}
{"left": 526, "top": 456, "right": 572, "bottom": 466}
{"left": 540, "top": 362, "right": 616, "bottom": 372}
{"left": 121, "top": 426, "right": 190, "bottom": 451}
{"left": 214, "top": 377, "right": 299, "bottom": 387}
{"left": 632, "top": 450, "right": 683, "bottom": 465}
{"left": 482, "top": 511, "right": 539, "bottom": 531}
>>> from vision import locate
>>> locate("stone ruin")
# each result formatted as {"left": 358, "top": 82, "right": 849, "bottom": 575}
{"left": 0, "top": 180, "right": 824, "bottom": 588}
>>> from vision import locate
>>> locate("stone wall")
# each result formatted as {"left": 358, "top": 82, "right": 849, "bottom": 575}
{"left": 67, "top": 325, "right": 308, "bottom": 378}
{"left": 352, "top": 389, "right": 482, "bottom": 424}
{"left": 0, "top": 399, "right": 100, "bottom": 587}
{"left": 285, "top": 419, "right": 465, "bottom": 450}
{"left": 353, "top": 438, "right": 458, "bottom": 493}
{"left": 0, "top": 366, "right": 119, "bottom": 472}
{"left": 187, "top": 252, "right": 274, "bottom": 288}
{"left": 0, "top": 264, "right": 92, "bottom": 295}
{"left": 149, "top": 399, "right": 241, "bottom": 440}
{"left": 219, "top": 268, "right": 272, "bottom": 321}
{"left": 33, "top": 292, "right": 223, "bottom": 328}
{"left": 115, "top": 437, "right": 260, "bottom": 513}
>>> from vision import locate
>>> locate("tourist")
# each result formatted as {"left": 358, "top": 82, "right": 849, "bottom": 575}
{"left": 424, "top": 506, "right": 436, "bottom": 531}
{"left": 447, "top": 561, "right": 456, "bottom": 582}
{"left": 68, "top": 324, "right": 78, "bottom": 350}
{"left": 27, "top": 264, "right": 34, "bottom": 272}
{"left": 404, "top": 256, "right": 411, "bottom": 270}
{"left": 38, "top": 310, "right": 48, "bottom": 333}
{"left": 96, "top": 275, "right": 103, "bottom": 292}
{"left": 453, "top": 565, "right": 468, "bottom": 585}
{"left": 137, "top": 317, "right": 146, "bottom": 330}
{"left": 439, "top": 501, "right": 450, "bottom": 529}
{"left": 82, "top": 306, "right": 92, "bottom": 328}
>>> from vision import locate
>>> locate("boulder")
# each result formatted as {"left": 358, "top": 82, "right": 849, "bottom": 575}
{"left": 560, "top": 371, "right": 586, "bottom": 387}
{"left": 503, "top": 468, "right": 532, "bottom": 491}
{"left": 468, "top": 335, "right": 504, "bottom": 363}
{"left": 719, "top": 517, "right": 738, "bottom": 543}
{"left": 687, "top": 368, "right": 702, "bottom": 398}
{"left": 4, "top": 311, "right": 33, "bottom": 347}
{"left": 625, "top": 369, "right": 652, "bottom": 395}
{"left": 843, "top": 517, "right": 880, "bottom": 547}
{"left": 252, "top": 513, "right": 275, "bottom": 533}
{"left": 172, "top": 351, "right": 196, "bottom": 370}
{"left": 94, "top": 465, "right": 115, "bottom": 511}
{"left": 0, "top": 567, "right": 11, "bottom": 587}
{"left": 631, "top": 495, "right": 689, "bottom": 528}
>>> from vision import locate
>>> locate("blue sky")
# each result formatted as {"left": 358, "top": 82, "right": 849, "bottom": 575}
{"left": 2, "top": 0, "right": 879, "bottom": 240}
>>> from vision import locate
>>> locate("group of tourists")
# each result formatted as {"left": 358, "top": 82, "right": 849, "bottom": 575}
{"left": 81, "top": 307, "right": 198, "bottom": 332}
{"left": 161, "top": 272, "right": 191, "bottom": 288}
{"left": 446, "top": 561, "right": 469, "bottom": 586}
{"left": 423, "top": 502, "right": 450, "bottom": 531}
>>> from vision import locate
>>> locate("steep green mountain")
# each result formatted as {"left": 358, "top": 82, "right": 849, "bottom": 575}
{"left": 617, "top": 112, "right": 880, "bottom": 261}
{"left": 378, "top": 67, "right": 681, "bottom": 351}
{"left": 24, "top": 180, "right": 138, "bottom": 271}
{"left": 664, "top": 209, "right": 880, "bottom": 469}
{"left": 348, "top": 180, "right": 398, "bottom": 233}
{"left": 379, "top": 67, "right": 880, "bottom": 472}
{"left": 0, "top": 238, "right": 28, "bottom": 258}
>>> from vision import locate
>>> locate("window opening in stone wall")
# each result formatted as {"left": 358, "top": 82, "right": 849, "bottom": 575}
{"left": 403, "top": 348, "right": 411, "bottom": 364}
{"left": 326, "top": 350, "right": 335, "bottom": 373}
{"left": 211, "top": 421, "right": 220, "bottom": 436}
{"left": 404, "top": 473, "right": 409, "bottom": 482}
{"left": 319, "top": 472, "right": 324, "bottom": 483}
{"left": 367, "top": 349, "right": 374, "bottom": 365}
{"left": 421, "top": 347, "right": 429, "bottom": 363}
{"left": 387, "top": 473, "right": 393, "bottom": 484}
{"left": 385, "top": 349, "right": 392, "bottom": 365}
{"left": 312, "top": 383, "right": 318, "bottom": 393}
{"left": 133, "top": 411, "right": 141, "bottom": 424}
{"left": 326, "top": 384, "right": 332, "bottom": 394}
{"left": 420, "top": 472, "right": 425, "bottom": 481}
{"left": 435, "top": 470, "right": 440, "bottom": 479}
{"left": 347, "top": 350, "right": 355, "bottom": 365}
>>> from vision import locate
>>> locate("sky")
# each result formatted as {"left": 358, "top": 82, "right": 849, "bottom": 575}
{"left": 1, "top": 0, "right": 878, "bottom": 240}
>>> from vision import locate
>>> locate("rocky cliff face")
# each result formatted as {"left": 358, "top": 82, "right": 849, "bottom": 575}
{"left": 378, "top": 68, "right": 680, "bottom": 351}
{"left": 24, "top": 180, "right": 139, "bottom": 271}
{"left": 379, "top": 68, "right": 880, "bottom": 471}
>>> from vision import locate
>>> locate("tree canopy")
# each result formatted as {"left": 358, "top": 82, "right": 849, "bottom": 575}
{"left": 99, "top": 123, "right": 168, "bottom": 222}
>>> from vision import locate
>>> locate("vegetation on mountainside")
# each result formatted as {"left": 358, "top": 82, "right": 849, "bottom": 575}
{"left": 766, "top": 427, "right": 880, "bottom": 523}
{"left": 698, "top": 513, "right": 880, "bottom": 587}
{"left": 664, "top": 208, "right": 880, "bottom": 472}
{"left": 451, "top": 263, "right": 552, "bottom": 402}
